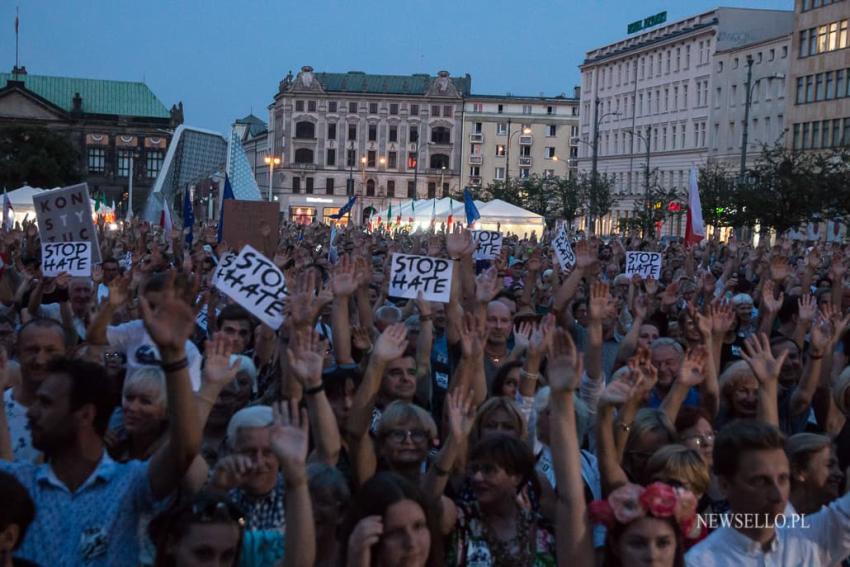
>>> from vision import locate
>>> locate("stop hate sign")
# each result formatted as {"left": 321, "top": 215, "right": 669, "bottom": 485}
{"left": 32, "top": 183, "right": 101, "bottom": 263}
{"left": 389, "top": 253, "right": 454, "bottom": 303}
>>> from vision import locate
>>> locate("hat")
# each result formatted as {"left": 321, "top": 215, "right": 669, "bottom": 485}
{"left": 509, "top": 258, "right": 525, "bottom": 267}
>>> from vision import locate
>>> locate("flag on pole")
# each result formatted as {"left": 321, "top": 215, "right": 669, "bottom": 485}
{"left": 463, "top": 188, "right": 480, "bottom": 227}
{"left": 94, "top": 192, "right": 104, "bottom": 213}
{"left": 160, "top": 201, "right": 173, "bottom": 236}
{"left": 330, "top": 195, "right": 356, "bottom": 219}
{"left": 217, "top": 174, "right": 235, "bottom": 243}
{"left": 183, "top": 188, "right": 195, "bottom": 246}
{"left": 684, "top": 169, "right": 705, "bottom": 247}
{"left": 15, "top": 9, "right": 18, "bottom": 34}
{"left": 2, "top": 190, "right": 13, "bottom": 231}
{"left": 387, "top": 202, "right": 393, "bottom": 231}
{"left": 328, "top": 225, "right": 339, "bottom": 264}
{"left": 395, "top": 200, "right": 402, "bottom": 227}
{"left": 430, "top": 198, "right": 437, "bottom": 232}
{"left": 408, "top": 200, "right": 415, "bottom": 225}
{"left": 447, "top": 199, "right": 454, "bottom": 229}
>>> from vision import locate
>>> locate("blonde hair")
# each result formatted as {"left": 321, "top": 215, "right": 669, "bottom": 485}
{"left": 647, "top": 444, "right": 711, "bottom": 496}
{"left": 377, "top": 401, "right": 437, "bottom": 441}
{"left": 470, "top": 397, "right": 528, "bottom": 442}
{"left": 122, "top": 367, "right": 167, "bottom": 410}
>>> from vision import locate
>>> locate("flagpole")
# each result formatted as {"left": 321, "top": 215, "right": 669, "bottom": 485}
{"left": 14, "top": 7, "right": 19, "bottom": 77}
{"left": 127, "top": 154, "right": 134, "bottom": 221}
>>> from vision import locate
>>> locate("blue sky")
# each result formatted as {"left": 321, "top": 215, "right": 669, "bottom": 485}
{"left": 1, "top": 0, "right": 790, "bottom": 133}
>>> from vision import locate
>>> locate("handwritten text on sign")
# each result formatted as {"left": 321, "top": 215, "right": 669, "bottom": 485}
{"left": 32, "top": 183, "right": 101, "bottom": 263}
{"left": 552, "top": 226, "right": 576, "bottom": 270}
{"left": 625, "top": 251, "right": 662, "bottom": 279}
{"left": 472, "top": 230, "right": 503, "bottom": 260}
{"left": 214, "top": 245, "right": 287, "bottom": 329}
{"left": 41, "top": 241, "right": 91, "bottom": 277}
{"left": 389, "top": 253, "right": 454, "bottom": 303}
{"left": 212, "top": 252, "right": 237, "bottom": 284}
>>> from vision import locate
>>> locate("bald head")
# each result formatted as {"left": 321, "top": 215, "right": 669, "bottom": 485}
{"left": 486, "top": 301, "right": 512, "bottom": 345}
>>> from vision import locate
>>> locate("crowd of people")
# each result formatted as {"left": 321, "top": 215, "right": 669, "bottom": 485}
{"left": 0, "top": 217, "right": 849, "bottom": 567}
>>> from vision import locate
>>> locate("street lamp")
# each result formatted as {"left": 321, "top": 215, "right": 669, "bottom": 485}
{"left": 626, "top": 126, "right": 654, "bottom": 236}
{"left": 347, "top": 142, "right": 355, "bottom": 196}
{"left": 264, "top": 154, "right": 281, "bottom": 202}
{"left": 588, "top": 98, "right": 622, "bottom": 234}
{"left": 440, "top": 165, "right": 447, "bottom": 197}
{"left": 505, "top": 121, "right": 532, "bottom": 183}
{"left": 740, "top": 55, "right": 785, "bottom": 179}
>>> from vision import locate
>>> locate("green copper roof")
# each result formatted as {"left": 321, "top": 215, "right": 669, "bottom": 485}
{"left": 312, "top": 72, "right": 471, "bottom": 96}
{"left": 1, "top": 73, "right": 171, "bottom": 119}
{"left": 235, "top": 113, "right": 268, "bottom": 136}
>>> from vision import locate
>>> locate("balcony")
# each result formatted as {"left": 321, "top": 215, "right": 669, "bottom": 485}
{"left": 469, "top": 176, "right": 481, "bottom": 186}
{"left": 469, "top": 133, "right": 484, "bottom": 143}
{"left": 519, "top": 156, "right": 533, "bottom": 166}
{"left": 468, "top": 155, "right": 483, "bottom": 165}
{"left": 519, "top": 135, "right": 533, "bottom": 145}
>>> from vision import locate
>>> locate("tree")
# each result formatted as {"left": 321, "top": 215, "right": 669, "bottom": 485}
{"left": 0, "top": 126, "right": 82, "bottom": 189}
{"left": 585, "top": 173, "right": 617, "bottom": 233}
{"left": 618, "top": 166, "right": 678, "bottom": 237}
{"left": 698, "top": 162, "right": 739, "bottom": 231}
{"left": 481, "top": 178, "right": 526, "bottom": 206}
{"left": 547, "top": 176, "right": 583, "bottom": 228}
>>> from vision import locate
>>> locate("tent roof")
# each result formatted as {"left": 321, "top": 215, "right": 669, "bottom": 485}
{"left": 6, "top": 185, "right": 48, "bottom": 206}
{"left": 477, "top": 199, "right": 543, "bottom": 219}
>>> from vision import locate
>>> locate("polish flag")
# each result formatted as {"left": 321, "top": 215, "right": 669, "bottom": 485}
{"left": 160, "top": 204, "right": 173, "bottom": 235}
{"left": 684, "top": 169, "right": 705, "bottom": 247}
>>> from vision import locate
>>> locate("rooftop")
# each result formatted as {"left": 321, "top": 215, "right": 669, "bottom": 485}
{"left": 234, "top": 113, "right": 268, "bottom": 137}
{"left": 311, "top": 71, "right": 472, "bottom": 96}
{"left": 1, "top": 72, "right": 171, "bottom": 119}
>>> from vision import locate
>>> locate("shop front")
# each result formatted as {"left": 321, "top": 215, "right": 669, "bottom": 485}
{"left": 280, "top": 194, "right": 353, "bottom": 225}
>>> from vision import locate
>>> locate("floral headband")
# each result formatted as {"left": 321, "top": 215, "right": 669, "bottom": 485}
{"left": 588, "top": 482, "right": 705, "bottom": 542}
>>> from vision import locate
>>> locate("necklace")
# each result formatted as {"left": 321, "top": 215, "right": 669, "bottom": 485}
{"left": 480, "top": 507, "right": 536, "bottom": 567}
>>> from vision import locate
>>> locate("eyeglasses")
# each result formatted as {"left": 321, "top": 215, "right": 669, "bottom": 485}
{"left": 104, "top": 352, "right": 125, "bottom": 362}
{"left": 683, "top": 433, "right": 715, "bottom": 448}
{"left": 385, "top": 429, "right": 428, "bottom": 444}
{"left": 191, "top": 497, "right": 246, "bottom": 527}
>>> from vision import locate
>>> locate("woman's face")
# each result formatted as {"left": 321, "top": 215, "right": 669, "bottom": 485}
{"left": 170, "top": 522, "right": 241, "bottom": 567}
{"left": 735, "top": 303, "right": 753, "bottom": 323}
{"left": 799, "top": 445, "right": 844, "bottom": 505}
{"left": 615, "top": 517, "right": 678, "bottom": 567}
{"left": 377, "top": 499, "right": 430, "bottom": 567}
{"left": 681, "top": 418, "right": 715, "bottom": 467}
{"left": 381, "top": 420, "right": 430, "bottom": 467}
{"left": 638, "top": 325, "right": 660, "bottom": 351}
{"left": 500, "top": 368, "right": 520, "bottom": 399}
{"left": 480, "top": 407, "right": 520, "bottom": 439}
{"left": 468, "top": 460, "right": 522, "bottom": 505}
{"left": 730, "top": 375, "right": 759, "bottom": 418}
{"left": 122, "top": 381, "right": 166, "bottom": 436}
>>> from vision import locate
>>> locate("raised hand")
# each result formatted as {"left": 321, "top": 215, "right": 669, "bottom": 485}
{"left": 475, "top": 266, "right": 501, "bottom": 304}
{"left": 347, "top": 516, "right": 383, "bottom": 567}
{"left": 741, "top": 333, "right": 787, "bottom": 385}
{"left": 458, "top": 312, "right": 487, "bottom": 359}
{"left": 446, "top": 387, "right": 475, "bottom": 440}
{"left": 512, "top": 321, "right": 533, "bottom": 352}
{"left": 769, "top": 255, "right": 791, "bottom": 282}
{"left": 91, "top": 265, "right": 103, "bottom": 284}
{"left": 446, "top": 225, "right": 475, "bottom": 259}
{"left": 269, "top": 399, "right": 309, "bottom": 482}
{"left": 528, "top": 314, "right": 554, "bottom": 359}
{"left": 599, "top": 377, "right": 641, "bottom": 409}
{"left": 797, "top": 294, "right": 817, "bottom": 323}
{"left": 330, "top": 254, "right": 358, "bottom": 298}
{"left": 286, "top": 328, "right": 326, "bottom": 387}
{"left": 372, "top": 323, "right": 409, "bottom": 363}
{"left": 545, "top": 327, "right": 583, "bottom": 393}
{"left": 709, "top": 299, "right": 735, "bottom": 335}
{"left": 678, "top": 346, "right": 708, "bottom": 387}
{"left": 589, "top": 281, "right": 613, "bottom": 322}
{"left": 761, "top": 280, "right": 784, "bottom": 314}
{"left": 351, "top": 325, "right": 372, "bottom": 353}
{"left": 574, "top": 240, "right": 597, "bottom": 271}
{"left": 660, "top": 282, "right": 679, "bottom": 309}
{"left": 139, "top": 273, "right": 195, "bottom": 353}
{"left": 203, "top": 333, "right": 239, "bottom": 388}
{"left": 286, "top": 269, "right": 333, "bottom": 329}
{"left": 108, "top": 274, "right": 131, "bottom": 307}
{"left": 211, "top": 454, "right": 255, "bottom": 490}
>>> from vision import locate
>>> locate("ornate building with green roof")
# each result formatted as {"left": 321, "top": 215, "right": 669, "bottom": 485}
{"left": 0, "top": 67, "right": 182, "bottom": 212}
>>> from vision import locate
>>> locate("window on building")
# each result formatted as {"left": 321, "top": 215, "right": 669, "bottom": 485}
{"left": 495, "top": 144, "right": 506, "bottom": 157}
{"left": 407, "top": 152, "right": 417, "bottom": 170}
{"left": 547, "top": 124, "right": 556, "bottom": 137}
{"left": 347, "top": 149, "right": 356, "bottom": 167}
{"left": 117, "top": 150, "right": 131, "bottom": 177}
{"left": 469, "top": 165, "right": 480, "bottom": 177}
{"left": 427, "top": 182, "right": 436, "bottom": 198}
{"left": 368, "top": 124, "right": 377, "bottom": 141}
{"left": 522, "top": 104, "right": 532, "bottom": 114}
{"left": 431, "top": 126, "right": 451, "bottom": 144}
{"left": 443, "top": 105, "right": 453, "bottom": 118}
{"left": 497, "top": 104, "right": 504, "bottom": 113}
{"left": 389, "top": 103, "right": 398, "bottom": 115}
{"left": 367, "top": 150, "right": 376, "bottom": 167}
{"left": 410, "top": 126, "right": 419, "bottom": 143}
{"left": 519, "top": 168, "right": 530, "bottom": 179}
{"left": 407, "top": 181, "right": 415, "bottom": 198}
{"left": 145, "top": 150, "right": 163, "bottom": 178}
{"left": 547, "top": 106, "right": 554, "bottom": 115}
{"left": 328, "top": 123, "right": 337, "bottom": 139}
{"left": 328, "top": 101, "right": 338, "bottom": 113}
{"left": 88, "top": 148, "right": 106, "bottom": 174}
{"left": 389, "top": 125, "right": 398, "bottom": 142}
{"left": 430, "top": 154, "right": 450, "bottom": 169}
{"left": 816, "top": 73, "right": 825, "bottom": 100}
{"left": 431, "top": 105, "right": 440, "bottom": 117}
{"left": 307, "top": 100, "right": 316, "bottom": 112}
{"left": 295, "top": 148, "right": 314, "bottom": 164}
{"left": 325, "top": 178, "right": 334, "bottom": 195}
{"left": 545, "top": 147, "right": 556, "bottom": 158}
{"left": 295, "top": 100, "right": 304, "bottom": 112}
{"left": 387, "top": 180, "right": 395, "bottom": 197}
{"left": 366, "top": 179, "right": 375, "bottom": 197}
{"left": 369, "top": 102, "right": 378, "bottom": 114}
{"left": 305, "top": 178, "right": 314, "bottom": 194}
{"left": 494, "top": 167, "right": 505, "bottom": 180}
{"left": 496, "top": 122, "right": 507, "bottom": 135}
{"left": 388, "top": 151, "right": 397, "bottom": 169}
{"left": 520, "top": 145, "right": 531, "bottom": 157}
{"left": 826, "top": 72, "right": 835, "bottom": 100}
{"left": 806, "top": 76, "right": 815, "bottom": 102}
{"left": 410, "top": 104, "right": 419, "bottom": 115}
{"left": 348, "top": 102, "right": 358, "bottom": 113}
{"left": 326, "top": 148, "right": 336, "bottom": 166}
{"left": 292, "top": 177, "right": 301, "bottom": 194}
{"left": 348, "top": 124, "right": 357, "bottom": 140}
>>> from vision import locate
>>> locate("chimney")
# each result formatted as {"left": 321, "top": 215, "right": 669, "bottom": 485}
{"left": 10, "top": 65, "right": 27, "bottom": 76}
{"left": 72, "top": 92, "right": 82, "bottom": 114}
{"left": 574, "top": 86, "right": 581, "bottom": 99}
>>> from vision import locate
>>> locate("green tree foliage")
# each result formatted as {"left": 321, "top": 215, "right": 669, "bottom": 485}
{"left": 0, "top": 126, "right": 82, "bottom": 189}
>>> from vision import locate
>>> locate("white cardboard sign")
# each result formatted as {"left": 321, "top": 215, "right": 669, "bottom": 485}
{"left": 389, "top": 253, "right": 454, "bottom": 303}
{"left": 625, "top": 251, "right": 662, "bottom": 279}
{"left": 472, "top": 230, "right": 503, "bottom": 260}
{"left": 41, "top": 241, "right": 91, "bottom": 277}
{"left": 552, "top": 226, "right": 576, "bottom": 270}
{"left": 212, "top": 252, "right": 237, "bottom": 284}
{"left": 214, "top": 245, "right": 287, "bottom": 329}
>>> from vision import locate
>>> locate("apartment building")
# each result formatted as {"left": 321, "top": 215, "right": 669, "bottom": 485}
{"left": 461, "top": 92, "right": 580, "bottom": 189}
{"left": 786, "top": 0, "right": 850, "bottom": 151}
{"left": 577, "top": 7, "right": 794, "bottom": 235}
{"left": 244, "top": 66, "right": 469, "bottom": 224}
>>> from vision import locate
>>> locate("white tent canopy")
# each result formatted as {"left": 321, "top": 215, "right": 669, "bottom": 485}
{"left": 4, "top": 185, "right": 51, "bottom": 225}
{"left": 475, "top": 199, "right": 544, "bottom": 238}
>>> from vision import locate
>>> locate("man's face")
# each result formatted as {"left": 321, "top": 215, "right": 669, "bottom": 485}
{"left": 432, "top": 302, "right": 447, "bottom": 330}
{"left": 220, "top": 319, "right": 252, "bottom": 353}
{"left": 69, "top": 281, "right": 93, "bottom": 315}
{"left": 574, "top": 303, "right": 589, "bottom": 327}
{"left": 327, "top": 378, "right": 355, "bottom": 426}
{"left": 102, "top": 261, "right": 119, "bottom": 284}
{"left": 18, "top": 326, "right": 66, "bottom": 386}
{"left": 651, "top": 345, "right": 683, "bottom": 388}
{"left": 27, "top": 372, "right": 77, "bottom": 453}
{"left": 721, "top": 448, "right": 789, "bottom": 518}
{"left": 773, "top": 341, "right": 802, "bottom": 387}
{"left": 233, "top": 427, "right": 279, "bottom": 496}
{"left": 381, "top": 356, "right": 417, "bottom": 402}
{"left": 486, "top": 302, "right": 512, "bottom": 345}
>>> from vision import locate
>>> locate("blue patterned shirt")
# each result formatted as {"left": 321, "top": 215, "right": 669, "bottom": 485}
{"left": 0, "top": 452, "right": 158, "bottom": 567}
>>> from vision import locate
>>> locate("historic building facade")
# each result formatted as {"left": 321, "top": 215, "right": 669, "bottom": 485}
{"left": 0, "top": 68, "right": 182, "bottom": 212}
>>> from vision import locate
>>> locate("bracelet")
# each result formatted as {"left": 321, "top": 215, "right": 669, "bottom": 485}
{"left": 304, "top": 383, "right": 325, "bottom": 396}
{"left": 616, "top": 421, "right": 632, "bottom": 433}
{"left": 161, "top": 357, "right": 189, "bottom": 373}
{"left": 432, "top": 463, "right": 451, "bottom": 476}
{"left": 197, "top": 393, "right": 218, "bottom": 406}
{"left": 520, "top": 369, "right": 540, "bottom": 381}
{"left": 420, "top": 314, "right": 433, "bottom": 322}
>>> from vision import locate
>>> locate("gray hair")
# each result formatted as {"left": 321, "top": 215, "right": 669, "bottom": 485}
{"left": 651, "top": 337, "right": 684, "bottom": 355}
{"left": 122, "top": 367, "right": 167, "bottom": 409}
{"left": 226, "top": 405, "right": 273, "bottom": 448}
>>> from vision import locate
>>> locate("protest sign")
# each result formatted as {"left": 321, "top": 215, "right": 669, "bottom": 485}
{"left": 472, "top": 230, "right": 503, "bottom": 260}
{"left": 222, "top": 200, "right": 279, "bottom": 252}
{"left": 212, "top": 252, "right": 237, "bottom": 284}
{"left": 389, "top": 253, "right": 454, "bottom": 303}
{"left": 41, "top": 241, "right": 91, "bottom": 277}
{"left": 214, "top": 245, "right": 287, "bottom": 329}
{"left": 32, "top": 183, "right": 101, "bottom": 263}
{"left": 552, "top": 225, "right": 576, "bottom": 270}
{"left": 625, "top": 251, "right": 662, "bottom": 279}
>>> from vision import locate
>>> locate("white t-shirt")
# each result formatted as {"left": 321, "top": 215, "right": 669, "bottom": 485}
{"left": 106, "top": 319, "right": 202, "bottom": 390}
{"left": 4, "top": 388, "right": 39, "bottom": 463}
